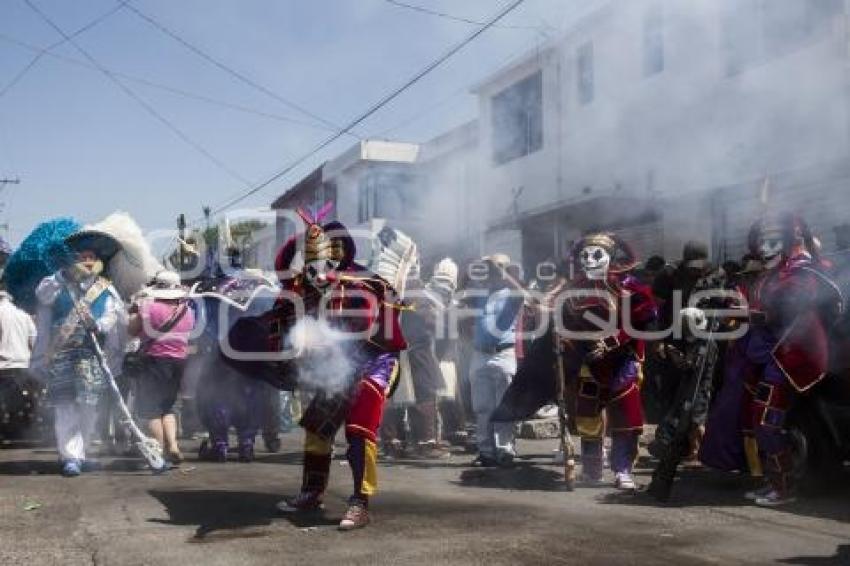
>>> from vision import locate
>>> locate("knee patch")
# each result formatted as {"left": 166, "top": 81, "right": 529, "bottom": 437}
{"left": 752, "top": 381, "right": 791, "bottom": 431}
{"left": 346, "top": 378, "right": 386, "bottom": 444}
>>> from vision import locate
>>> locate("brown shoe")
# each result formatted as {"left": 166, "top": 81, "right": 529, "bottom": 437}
{"left": 338, "top": 501, "right": 370, "bottom": 531}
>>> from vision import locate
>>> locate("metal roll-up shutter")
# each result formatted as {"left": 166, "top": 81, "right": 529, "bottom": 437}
{"left": 613, "top": 220, "right": 664, "bottom": 263}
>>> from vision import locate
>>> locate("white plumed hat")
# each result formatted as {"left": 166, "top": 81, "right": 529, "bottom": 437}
{"left": 430, "top": 257, "right": 458, "bottom": 290}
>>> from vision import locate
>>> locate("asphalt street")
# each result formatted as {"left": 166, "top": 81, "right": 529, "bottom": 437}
{"left": 1, "top": 433, "right": 848, "bottom": 566}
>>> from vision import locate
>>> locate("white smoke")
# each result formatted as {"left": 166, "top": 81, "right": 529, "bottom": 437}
{"left": 286, "top": 316, "right": 355, "bottom": 394}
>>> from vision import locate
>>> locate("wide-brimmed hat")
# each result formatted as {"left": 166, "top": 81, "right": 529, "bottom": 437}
{"left": 144, "top": 270, "right": 187, "bottom": 300}
{"left": 481, "top": 253, "right": 511, "bottom": 268}
{"left": 65, "top": 229, "right": 122, "bottom": 261}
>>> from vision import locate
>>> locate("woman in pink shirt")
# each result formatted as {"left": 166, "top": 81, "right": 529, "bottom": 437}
{"left": 129, "top": 271, "right": 195, "bottom": 465}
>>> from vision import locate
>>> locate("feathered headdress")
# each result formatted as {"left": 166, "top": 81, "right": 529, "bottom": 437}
{"left": 86, "top": 212, "right": 163, "bottom": 301}
{"left": 367, "top": 223, "right": 418, "bottom": 298}
{"left": 3, "top": 218, "right": 81, "bottom": 312}
{"left": 296, "top": 202, "right": 344, "bottom": 263}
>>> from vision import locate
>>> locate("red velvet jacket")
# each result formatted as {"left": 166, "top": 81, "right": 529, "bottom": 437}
{"left": 269, "top": 266, "right": 408, "bottom": 355}
{"left": 560, "top": 273, "right": 657, "bottom": 360}
{"left": 750, "top": 252, "right": 843, "bottom": 392}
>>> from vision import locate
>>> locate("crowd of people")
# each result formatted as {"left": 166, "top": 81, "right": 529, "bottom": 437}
{"left": 0, "top": 206, "right": 848, "bottom": 532}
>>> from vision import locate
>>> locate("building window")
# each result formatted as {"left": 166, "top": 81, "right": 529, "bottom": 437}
{"left": 577, "top": 41, "right": 594, "bottom": 105}
{"left": 643, "top": 5, "right": 664, "bottom": 77}
{"left": 723, "top": 0, "right": 842, "bottom": 75}
{"left": 491, "top": 70, "right": 544, "bottom": 165}
{"left": 357, "top": 182, "right": 372, "bottom": 224}
{"left": 357, "top": 170, "right": 414, "bottom": 223}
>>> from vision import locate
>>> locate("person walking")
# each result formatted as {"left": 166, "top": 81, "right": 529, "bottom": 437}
{"left": 466, "top": 254, "right": 523, "bottom": 467}
{"left": 129, "top": 271, "right": 194, "bottom": 466}
{"left": 0, "top": 289, "right": 39, "bottom": 439}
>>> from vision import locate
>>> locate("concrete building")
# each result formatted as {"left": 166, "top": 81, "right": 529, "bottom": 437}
{"left": 473, "top": 0, "right": 850, "bottom": 270}
{"left": 272, "top": 125, "right": 480, "bottom": 272}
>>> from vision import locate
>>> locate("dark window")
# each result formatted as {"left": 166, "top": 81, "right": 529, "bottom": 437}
{"left": 357, "top": 181, "right": 372, "bottom": 224}
{"left": 491, "top": 70, "right": 544, "bottom": 165}
{"left": 643, "top": 5, "right": 664, "bottom": 76}
{"left": 577, "top": 41, "right": 594, "bottom": 105}
{"left": 723, "top": 0, "right": 842, "bottom": 75}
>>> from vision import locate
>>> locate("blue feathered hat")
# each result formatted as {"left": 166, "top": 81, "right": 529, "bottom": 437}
{"left": 3, "top": 218, "right": 81, "bottom": 313}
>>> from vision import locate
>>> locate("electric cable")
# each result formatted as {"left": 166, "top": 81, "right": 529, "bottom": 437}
{"left": 122, "top": 1, "right": 362, "bottom": 140}
{"left": 1, "top": 2, "right": 129, "bottom": 99}
{"left": 22, "top": 0, "right": 252, "bottom": 187}
{"left": 0, "top": 32, "right": 342, "bottom": 132}
{"left": 383, "top": 0, "right": 551, "bottom": 32}
{"left": 208, "top": 0, "right": 527, "bottom": 216}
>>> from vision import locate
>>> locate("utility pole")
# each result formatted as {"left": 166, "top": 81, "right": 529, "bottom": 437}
{"left": 0, "top": 179, "right": 19, "bottom": 240}
{"left": 177, "top": 213, "right": 186, "bottom": 278}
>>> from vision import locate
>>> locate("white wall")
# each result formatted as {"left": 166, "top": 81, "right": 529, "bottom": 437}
{"left": 474, "top": 0, "right": 850, "bottom": 260}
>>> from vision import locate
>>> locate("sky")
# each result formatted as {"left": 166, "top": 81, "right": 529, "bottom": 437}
{"left": 0, "top": 0, "right": 595, "bottom": 245}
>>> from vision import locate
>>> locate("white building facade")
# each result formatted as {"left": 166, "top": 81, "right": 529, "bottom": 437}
{"left": 474, "top": 0, "right": 850, "bottom": 270}
{"left": 272, "top": 129, "right": 480, "bottom": 273}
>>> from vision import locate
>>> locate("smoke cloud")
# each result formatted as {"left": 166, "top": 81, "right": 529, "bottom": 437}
{"left": 286, "top": 316, "right": 355, "bottom": 394}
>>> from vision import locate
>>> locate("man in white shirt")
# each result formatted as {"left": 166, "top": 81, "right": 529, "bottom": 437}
{"left": 0, "top": 290, "right": 39, "bottom": 439}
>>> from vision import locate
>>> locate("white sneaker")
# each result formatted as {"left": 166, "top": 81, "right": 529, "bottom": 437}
{"left": 744, "top": 485, "right": 772, "bottom": 501}
{"left": 754, "top": 489, "right": 796, "bottom": 507}
{"left": 614, "top": 472, "right": 636, "bottom": 490}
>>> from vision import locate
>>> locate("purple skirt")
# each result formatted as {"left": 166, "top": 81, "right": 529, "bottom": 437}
{"left": 699, "top": 336, "right": 750, "bottom": 472}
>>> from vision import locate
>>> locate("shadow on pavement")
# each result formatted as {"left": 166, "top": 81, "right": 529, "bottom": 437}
{"left": 149, "top": 489, "right": 278, "bottom": 539}
{"left": 455, "top": 461, "right": 568, "bottom": 492}
{"left": 778, "top": 544, "right": 850, "bottom": 565}
{"left": 248, "top": 450, "right": 303, "bottom": 466}
{"left": 0, "top": 459, "right": 58, "bottom": 475}
{"left": 148, "top": 489, "right": 338, "bottom": 540}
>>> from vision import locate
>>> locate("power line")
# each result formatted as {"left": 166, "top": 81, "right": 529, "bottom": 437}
{"left": 383, "top": 0, "right": 551, "bottom": 32}
{"left": 375, "top": 83, "right": 469, "bottom": 139}
{"left": 374, "top": 29, "right": 554, "bottom": 139}
{"left": 209, "top": 0, "right": 527, "bottom": 216}
{"left": 22, "top": 0, "right": 252, "bottom": 187}
{"left": 121, "top": 1, "right": 362, "bottom": 141}
{"left": 0, "top": 2, "right": 128, "bottom": 99}
{"left": 0, "top": 32, "right": 343, "bottom": 133}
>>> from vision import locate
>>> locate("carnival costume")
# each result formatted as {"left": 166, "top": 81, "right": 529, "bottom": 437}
{"left": 31, "top": 229, "right": 127, "bottom": 476}
{"left": 699, "top": 256, "right": 766, "bottom": 477}
{"left": 563, "top": 233, "right": 657, "bottom": 488}
{"left": 738, "top": 214, "right": 842, "bottom": 505}
{"left": 192, "top": 269, "right": 279, "bottom": 463}
{"left": 274, "top": 208, "right": 407, "bottom": 530}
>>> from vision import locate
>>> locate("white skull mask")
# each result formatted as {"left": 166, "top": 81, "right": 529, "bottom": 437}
{"left": 580, "top": 245, "right": 611, "bottom": 280}
{"left": 758, "top": 232, "right": 785, "bottom": 262}
{"left": 681, "top": 307, "right": 708, "bottom": 339}
{"left": 305, "top": 258, "right": 339, "bottom": 289}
